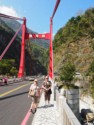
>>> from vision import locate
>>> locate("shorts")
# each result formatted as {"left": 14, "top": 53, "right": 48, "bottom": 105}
{"left": 31, "top": 96, "right": 39, "bottom": 103}
{"left": 45, "top": 94, "right": 51, "bottom": 101}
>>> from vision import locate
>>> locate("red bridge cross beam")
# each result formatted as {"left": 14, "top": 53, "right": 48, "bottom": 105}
{"left": 25, "top": 33, "right": 50, "bottom": 40}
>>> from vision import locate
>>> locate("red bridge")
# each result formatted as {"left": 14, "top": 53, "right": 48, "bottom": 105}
{"left": 0, "top": 0, "right": 61, "bottom": 80}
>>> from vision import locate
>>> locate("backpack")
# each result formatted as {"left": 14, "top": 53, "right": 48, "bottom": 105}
{"left": 86, "top": 113, "right": 94, "bottom": 122}
{"left": 81, "top": 109, "right": 94, "bottom": 122}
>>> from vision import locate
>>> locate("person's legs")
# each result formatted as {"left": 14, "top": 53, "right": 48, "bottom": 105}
{"left": 33, "top": 103, "right": 37, "bottom": 112}
{"left": 30, "top": 102, "right": 34, "bottom": 110}
{"left": 30, "top": 97, "right": 35, "bottom": 112}
{"left": 5, "top": 81, "right": 7, "bottom": 85}
{"left": 45, "top": 94, "right": 48, "bottom": 105}
{"left": 34, "top": 97, "right": 38, "bottom": 109}
{"left": 48, "top": 94, "right": 51, "bottom": 105}
{"left": 30, "top": 102, "right": 35, "bottom": 113}
{"left": 32, "top": 97, "right": 39, "bottom": 113}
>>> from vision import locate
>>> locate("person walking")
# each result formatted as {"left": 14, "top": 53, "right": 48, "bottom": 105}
{"left": 3, "top": 76, "right": 8, "bottom": 85}
{"left": 28, "top": 79, "right": 40, "bottom": 114}
{"left": 42, "top": 76, "right": 52, "bottom": 105}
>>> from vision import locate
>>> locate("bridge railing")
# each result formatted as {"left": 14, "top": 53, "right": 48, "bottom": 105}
{"left": 53, "top": 84, "right": 81, "bottom": 125}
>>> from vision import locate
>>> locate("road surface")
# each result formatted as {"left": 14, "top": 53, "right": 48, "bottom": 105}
{"left": 0, "top": 78, "right": 43, "bottom": 125}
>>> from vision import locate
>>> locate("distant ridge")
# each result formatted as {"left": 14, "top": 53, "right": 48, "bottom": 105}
{"left": 0, "top": 17, "right": 49, "bottom": 48}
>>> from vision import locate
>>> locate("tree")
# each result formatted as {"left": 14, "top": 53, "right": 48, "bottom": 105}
{"left": 60, "top": 62, "right": 76, "bottom": 84}
{"left": 87, "top": 60, "right": 94, "bottom": 98}
{"left": 0, "top": 59, "right": 18, "bottom": 76}
{"left": 10, "top": 67, "right": 18, "bottom": 76}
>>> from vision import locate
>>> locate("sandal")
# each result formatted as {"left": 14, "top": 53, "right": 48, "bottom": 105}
{"left": 30, "top": 109, "right": 35, "bottom": 114}
{"left": 35, "top": 108, "right": 37, "bottom": 113}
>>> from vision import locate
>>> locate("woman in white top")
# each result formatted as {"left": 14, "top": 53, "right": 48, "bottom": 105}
{"left": 28, "top": 79, "right": 40, "bottom": 113}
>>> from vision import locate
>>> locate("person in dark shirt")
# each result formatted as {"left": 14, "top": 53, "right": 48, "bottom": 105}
{"left": 42, "top": 76, "right": 52, "bottom": 105}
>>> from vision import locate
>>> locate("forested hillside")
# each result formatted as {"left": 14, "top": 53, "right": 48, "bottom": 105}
{"left": 53, "top": 8, "right": 94, "bottom": 76}
{"left": 0, "top": 18, "right": 49, "bottom": 76}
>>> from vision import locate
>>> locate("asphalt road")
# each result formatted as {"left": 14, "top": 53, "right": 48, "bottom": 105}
{"left": 0, "top": 77, "right": 43, "bottom": 125}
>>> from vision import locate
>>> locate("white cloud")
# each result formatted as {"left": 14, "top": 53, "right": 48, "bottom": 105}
{"left": 0, "top": 6, "right": 19, "bottom": 17}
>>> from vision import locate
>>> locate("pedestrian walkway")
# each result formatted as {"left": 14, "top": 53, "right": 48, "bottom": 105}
{"left": 31, "top": 90, "right": 58, "bottom": 125}
{"left": 31, "top": 86, "right": 94, "bottom": 125}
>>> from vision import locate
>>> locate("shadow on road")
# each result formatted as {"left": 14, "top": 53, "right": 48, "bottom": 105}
{"left": 0, "top": 91, "right": 29, "bottom": 101}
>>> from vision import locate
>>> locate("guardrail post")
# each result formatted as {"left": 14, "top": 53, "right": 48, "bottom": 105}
{"left": 54, "top": 84, "right": 58, "bottom": 101}
{"left": 66, "top": 89, "right": 79, "bottom": 119}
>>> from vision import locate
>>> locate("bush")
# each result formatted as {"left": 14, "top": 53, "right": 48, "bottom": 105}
{"left": 60, "top": 62, "right": 76, "bottom": 84}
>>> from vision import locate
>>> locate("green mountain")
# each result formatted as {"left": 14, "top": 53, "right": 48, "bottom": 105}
{"left": 0, "top": 17, "right": 49, "bottom": 48}
{"left": 53, "top": 8, "right": 94, "bottom": 76}
{"left": 0, "top": 18, "right": 49, "bottom": 76}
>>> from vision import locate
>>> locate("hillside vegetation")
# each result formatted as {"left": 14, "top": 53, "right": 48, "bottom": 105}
{"left": 53, "top": 8, "right": 94, "bottom": 76}
{"left": 53, "top": 8, "right": 94, "bottom": 98}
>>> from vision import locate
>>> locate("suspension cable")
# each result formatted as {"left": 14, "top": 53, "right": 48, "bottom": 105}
{"left": 0, "top": 25, "right": 22, "bottom": 60}
{"left": 52, "top": 0, "right": 61, "bottom": 19}
{"left": 0, "top": 13, "right": 24, "bottom": 21}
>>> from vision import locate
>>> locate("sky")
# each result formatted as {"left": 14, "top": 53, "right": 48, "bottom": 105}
{"left": 0, "top": 0, "right": 94, "bottom": 37}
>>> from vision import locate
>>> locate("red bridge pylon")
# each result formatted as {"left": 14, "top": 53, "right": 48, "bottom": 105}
{"left": 25, "top": 31, "right": 53, "bottom": 79}
{"left": 18, "top": 18, "right": 26, "bottom": 78}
